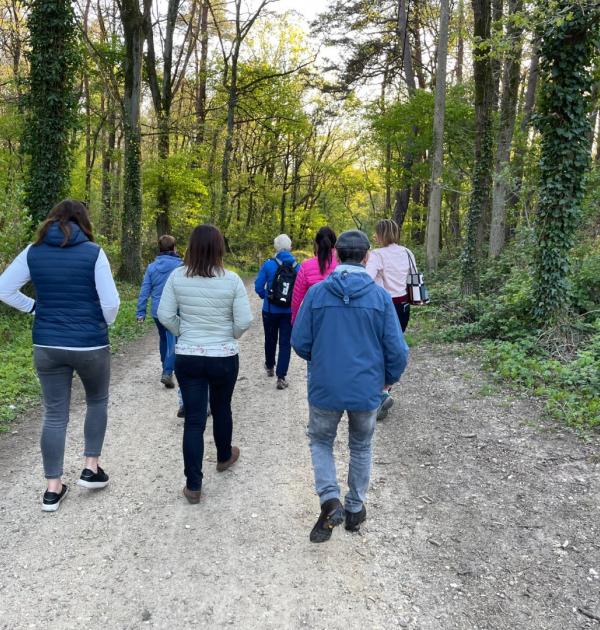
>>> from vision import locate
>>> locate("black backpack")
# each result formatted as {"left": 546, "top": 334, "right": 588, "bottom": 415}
{"left": 267, "top": 256, "right": 297, "bottom": 307}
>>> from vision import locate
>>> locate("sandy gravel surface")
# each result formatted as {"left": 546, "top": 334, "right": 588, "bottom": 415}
{"left": 0, "top": 290, "right": 599, "bottom": 629}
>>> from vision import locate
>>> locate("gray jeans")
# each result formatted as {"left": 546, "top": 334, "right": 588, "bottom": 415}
{"left": 307, "top": 405, "right": 378, "bottom": 513}
{"left": 34, "top": 346, "right": 111, "bottom": 479}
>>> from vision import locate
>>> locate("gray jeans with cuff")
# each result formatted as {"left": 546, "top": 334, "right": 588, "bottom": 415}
{"left": 34, "top": 346, "right": 111, "bottom": 479}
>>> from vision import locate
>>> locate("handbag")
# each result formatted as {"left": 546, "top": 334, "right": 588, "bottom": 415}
{"left": 406, "top": 250, "right": 430, "bottom": 305}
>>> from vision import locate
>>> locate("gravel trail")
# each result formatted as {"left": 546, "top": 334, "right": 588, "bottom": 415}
{"left": 0, "top": 290, "right": 599, "bottom": 629}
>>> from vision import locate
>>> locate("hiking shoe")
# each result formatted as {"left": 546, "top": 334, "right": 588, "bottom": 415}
{"left": 276, "top": 378, "right": 289, "bottom": 390}
{"left": 77, "top": 466, "right": 109, "bottom": 489}
{"left": 345, "top": 505, "right": 367, "bottom": 532}
{"left": 183, "top": 486, "right": 201, "bottom": 504}
{"left": 161, "top": 372, "right": 175, "bottom": 388}
{"left": 42, "top": 484, "right": 69, "bottom": 512}
{"left": 177, "top": 406, "right": 185, "bottom": 418}
{"left": 216, "top": 446, "right": 240, "bottom": 472}
{"left": 377, "top": 393, "right": 394, "bottom": 420}
{"left": 265, "top": 364, "right": 275, "bottom": 377}
{"left": 310, "top": 498, "right": 345, "bottom": 543}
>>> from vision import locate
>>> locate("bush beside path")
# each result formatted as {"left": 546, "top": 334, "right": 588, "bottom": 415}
{"left": 0, "top": 291, "right": 599, "bottom": 629}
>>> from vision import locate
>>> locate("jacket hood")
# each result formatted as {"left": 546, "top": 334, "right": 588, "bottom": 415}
{"left": 273, "top": 250, "right": 296, "bottom": 265}
{"left": 43, "top": 221, "right": 90, "bottom": 248}
{"left": 324, "top": 267, "right": 374, "bottom": 304}
{"left": 154, "top": 251, "right": 182, "bottom": 272}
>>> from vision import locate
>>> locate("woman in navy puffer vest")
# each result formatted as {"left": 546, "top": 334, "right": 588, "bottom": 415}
{"left": 0, "top": 200, "right": 120, "bottom": 512}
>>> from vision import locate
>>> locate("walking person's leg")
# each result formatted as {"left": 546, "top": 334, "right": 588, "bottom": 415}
{"left": 275, "top": 313, "right": 292, "bottom": 388}
{"left": 33, "top": 347, "right": 74, "bottom": 511}
{"left": 395, "top": 302, "right": 410, "bottom": 333}
{"left": 72, "top": 347, "right": 111, "bottom": 488}
{"left": 208, "top": 355, "right": 240, "bottom": 471}
{"left": 307, "top": 405, "right": 345, "bottom": 542}
{"left": 262, "top": 311, "right": 278, "bottom": 376}
{"left": 344, "top": 409, "right": 377, "bottom": 531}
{"left": 175, "top": 355, "right": 209, "bottom": 502}
{"left": 154, "top": 318, "right": 175, "bottom": 387}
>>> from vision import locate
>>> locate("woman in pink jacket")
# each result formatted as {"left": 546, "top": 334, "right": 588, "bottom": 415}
{"left": 291, "top": 227, "right": 337, "bottom": 323}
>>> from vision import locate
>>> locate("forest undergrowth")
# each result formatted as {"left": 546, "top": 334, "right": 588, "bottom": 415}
{"left": 410, "top": 225, "right": 600, "bottom": 431}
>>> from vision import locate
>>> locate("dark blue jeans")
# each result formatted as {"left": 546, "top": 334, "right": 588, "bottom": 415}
{"left": 175, "top": 354, "right": 239, "bottom": 491}
{"left": 154, "top": 318, "right": 176, "bottom": 375}
{"left": 262, "top": 311, "right": 292, "bottom": 378}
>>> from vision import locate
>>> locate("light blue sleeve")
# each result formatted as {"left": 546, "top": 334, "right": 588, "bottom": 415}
{"left": 136, "top": 265, "right": 152, "bottom": 319}
{"left": 254, "top": 261, "right": 269, "bottom": 299}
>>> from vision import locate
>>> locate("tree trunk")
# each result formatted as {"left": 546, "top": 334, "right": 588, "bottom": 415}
{"left": 506, "top": 48, "right": 539, "bottom": 219}
{"left": 489, "top": 0, "right": 524, "bottom": 258}
{"left": 101, "top": 97, "right": 116, "bottom": 240}
{"left": 118, "top": 0, "right": 146, "bottom": 282}
{"left": 195, "top": 0, "right": 209, "bottom": 144}
{"left": 426, "top": 0, "right": 449, "bottom": 272}
{"left": 220, "top": 49, "right": 239, "bottom": 226}
{"left": 456, "top": 0, "right": 465, "bottom": 82}
{"left": 461, "top": 0, "right": 494, "bottom": 295}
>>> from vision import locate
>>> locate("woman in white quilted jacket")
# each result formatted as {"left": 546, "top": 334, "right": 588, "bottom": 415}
{"left": 158, "top": 224, "right": 253, "bottom": 503}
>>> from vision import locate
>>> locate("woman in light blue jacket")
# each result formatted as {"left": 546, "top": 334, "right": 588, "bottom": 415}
{"left": 158, "top": 224, "right": 253, "bottom": 504}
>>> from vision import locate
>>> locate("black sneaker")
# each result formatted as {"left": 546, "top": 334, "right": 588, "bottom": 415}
{"left": 161, "top": 372, "right": 175, "bottom": 388}
{"left": 310, "top": 498, "right": 345, "bottom": 543}
{"left": 77, "top": 466, "right": 109, "bottom": 489}
{"left": 376, "top": 394, "right": 394, "bottom": 420}
{"left": 276, "top": 378, "right": 289, "bottom": 390}
{"left": 42, "top": 484, "right": 69, "bottom": 512}
{"left": 345, "top": 505, "right": 367, "bottom": 532}
{"left": 265, "top": 363, "right": 275, "bottom": 377}
{"left": 177, "top": 406, "right": 185, "bottom": 418}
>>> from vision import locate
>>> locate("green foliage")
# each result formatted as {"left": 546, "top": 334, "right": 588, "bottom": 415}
{"left": 0, "top": 283, "right": 151, "bottom": 432}
{"left": 532, "top": 0, "right": 600, "bottom": 320}
{"left": 24, "top": 0, "right": 79, "bottom": 223}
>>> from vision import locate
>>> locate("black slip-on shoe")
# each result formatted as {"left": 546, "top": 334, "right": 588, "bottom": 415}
{"left": 345, "top": 505, "right": 367, "bottom": 532}
{"left": 309, "top": 498, "right": 345, "bottom": 543}
{"left": 77, "top": 466, "right": 109, "bottom": 489}
{"left": 42, "top": 484, "right": 69, "bottom": 512}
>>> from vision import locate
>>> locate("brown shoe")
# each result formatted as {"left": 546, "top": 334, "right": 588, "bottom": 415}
{"left": 216, "top": 446, "right": 240, "bottom": 472}
{"left": 183, "top": 486, "right": 201, "bottom": 504}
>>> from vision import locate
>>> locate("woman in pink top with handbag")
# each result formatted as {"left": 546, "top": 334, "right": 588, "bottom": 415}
{"left": 366, "top": 219, "right": 416, "bottom": 419}
{"left": 291, "top": 227, "right": 337, "bottom": 323}
{"left": 366, "top": 219, "right": 417, "bottom": 332}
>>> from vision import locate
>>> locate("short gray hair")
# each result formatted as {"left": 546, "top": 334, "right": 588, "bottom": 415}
{"left": 274, "top": 234, "right": 292, "bottom": 252}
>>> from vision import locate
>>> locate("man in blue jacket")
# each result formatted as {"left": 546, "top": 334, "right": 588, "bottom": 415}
{"left": 136, "top": 235, "right": 182, "bottom": 388}
{"left": 291, "top": 229, "right": 408, "bottom": 543}
{"left": 254, "top": 234, "right": 299, "bottom": 390}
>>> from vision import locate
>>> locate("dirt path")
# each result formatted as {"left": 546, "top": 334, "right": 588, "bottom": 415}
{"left": 0, "top": 291, "right": 599, "bottom": 630}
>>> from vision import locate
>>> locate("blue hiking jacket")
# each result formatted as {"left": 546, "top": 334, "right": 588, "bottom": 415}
{"left": 28, "top": 222, "right": 107, "bottom": 348}
{"left": 254, "top": 251, "right": 299, "bottom": 314}
{"left": 136, "top": 252, "right": 183, "bottom": 318}
{"left": 291, "top": 264, "right": 409, "bottom": 411}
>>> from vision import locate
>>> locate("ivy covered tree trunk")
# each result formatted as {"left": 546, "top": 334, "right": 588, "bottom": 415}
{"left": 461, "top": 0, "right": 494, "bottom": 295}
{"left": 532, "top": 1, "right": 600, "bottom": 321}
{"left": 489, "top": 0, "right": 524, "bottom": 258}
{"left": 118, "top": 0, "right": 146, "bottom": 282}
{"left": 24, "top": 0, "right": 78, "bottom": 223}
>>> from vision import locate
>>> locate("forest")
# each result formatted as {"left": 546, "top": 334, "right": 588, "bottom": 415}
{"left": 0, "top": 0, "right": 599, "bottom": 429}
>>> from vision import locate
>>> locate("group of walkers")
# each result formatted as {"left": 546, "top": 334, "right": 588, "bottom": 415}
{"left": 0, "top": 198, "right": 419, "bottom": 543}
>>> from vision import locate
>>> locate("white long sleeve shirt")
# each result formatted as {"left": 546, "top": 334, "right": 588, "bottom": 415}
{"left": 0, "top": 245, "right": 121, "bottom": 349}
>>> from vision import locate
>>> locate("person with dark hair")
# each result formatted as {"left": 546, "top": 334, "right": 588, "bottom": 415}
{"left": 291, "top": 230, "right": 408, "bottom": 542}
{"left": 366, "top": 218, "right": 418, "bottom": 419}
{"left": 0, "top": 199, "right": 120, "bottom": 512}
{"left": 136, "top": 234, "right": 182, "bottom": 389}
{"left": 291, "top": 227, "right": 337, "bottom": 324}
{"left": 254, "top": 234, "right": 299, "bottom": 390}
{"left": 157, "top": 224, "right": 253, "bottom": 504}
